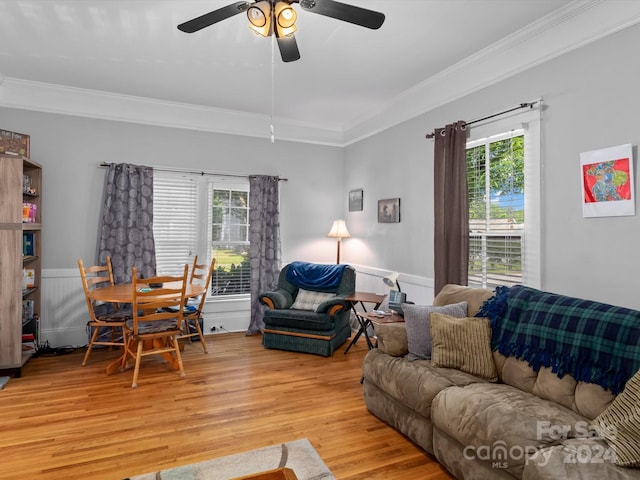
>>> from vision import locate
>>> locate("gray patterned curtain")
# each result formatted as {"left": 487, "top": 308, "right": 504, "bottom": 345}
{"left": 247, "top": 175, "right": 281, "bottom": 335}
{"left": 97, "top": 163, "right": 156, "bottom": 284}
{"left": 434, "top": 121, "right": 469, "bottom": 295}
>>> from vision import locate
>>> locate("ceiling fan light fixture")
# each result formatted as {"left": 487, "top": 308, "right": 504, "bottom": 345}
{"left": 247, "top": 1, "right": 271, "bottom": 37}
{"left": 275, "top": 2, "right": 297, "bottom": 37}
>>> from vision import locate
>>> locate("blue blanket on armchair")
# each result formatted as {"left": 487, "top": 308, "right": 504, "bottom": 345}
{"left": 484, "top": 285, "right": 640, "bottom": 394}
{"left": 285, "top": 262, "right": 348, "bottom": 290}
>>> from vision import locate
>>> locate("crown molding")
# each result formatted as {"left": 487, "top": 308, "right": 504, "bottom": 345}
{"left": 342, "top": 0, "right": 640, "bottom": 145}
{"left": 2, "top": 1, "right": 639, "bottom": 147}
{"left": 0, "top": 77, "right": 345, "bottom": 146}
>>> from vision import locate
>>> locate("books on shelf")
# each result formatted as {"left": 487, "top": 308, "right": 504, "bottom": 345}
{"left": 22, "top": 202, "right": 37, "bottom": 223}
{"left": 23, "top": 300, "right": 35, "bottom": 322}
{"left": 22, "top": 333, "right": 36, "bottom": 353}
{"left": 23, "top": 269, "right": 35, "bottom": 289}
{"left": 23, "top": 232, "right": 35, "bottom": 257}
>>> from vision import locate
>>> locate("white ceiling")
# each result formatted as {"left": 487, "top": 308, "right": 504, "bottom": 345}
{"left": 1, "top": 1, "right": 640, "bottom": 145}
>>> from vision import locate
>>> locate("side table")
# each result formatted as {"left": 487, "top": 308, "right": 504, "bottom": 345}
{"left": 362, "top": 311, "right": 405, "bottom": 347}
{"left": 343, "top": 292, "right": 386, "bottom": 354}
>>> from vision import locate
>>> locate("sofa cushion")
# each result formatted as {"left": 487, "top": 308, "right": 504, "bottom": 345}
{"left": 430, "top": 313, "right": 498, "bottom": 381}
{"left": 431, "top": 382, "right": 589, "bottom": 478}
{"left": 433, "top": 283, "right": 494, "bottom": 316}
{"left": 524, "top": 439, "right": 634, "bottom": 480}
{"left": 290, "top": 289, "right": 335, "bottom": 311}
{"left": 374, "top": 322, "right": 408, "bottom": 357}
{"left": 593, "top": 368, "right": 640, "bottom": 467}
{"left": 498, "top": 352, "right": 615, "bottom": 420}
{"left": 574, "top": 381, "right": 615, "bottom": 420}
{"left": 362, "top": 348, "right": 486, "bottom": 420}
{"left": 532, "top": 366, "right": 579, "bottom": 411}
{"left": 404, "top": 301, "right": 468, "bottom": 361}
{"left": 500, "top": 355, "right": 538, "bottom": 392}
{"left": 263, "top": 308, "right": 337, "bottom": 331}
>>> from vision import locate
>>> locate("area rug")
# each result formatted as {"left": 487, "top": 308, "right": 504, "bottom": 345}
{"left": 127, "top": 438, "right": 335, "bottom": 480}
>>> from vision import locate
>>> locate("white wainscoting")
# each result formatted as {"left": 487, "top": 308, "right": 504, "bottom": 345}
{"left": 40, "top": 268, "right": 253, "bottom": 347}
{"left": 41, "top": 269, "right": 88, "bottom": 347}
{"left": 351, "top": 264, "right": 435, "bottom": 310}
{"left": 40, "top": 266, "right": 433, "bottom": 347}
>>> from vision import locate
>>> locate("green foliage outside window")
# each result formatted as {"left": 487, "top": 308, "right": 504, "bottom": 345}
{"left": 211, "top": 189, "right": 250, "bottom": 296}
{"left": 467, "top": 136, "right": 524, "bottom": 223}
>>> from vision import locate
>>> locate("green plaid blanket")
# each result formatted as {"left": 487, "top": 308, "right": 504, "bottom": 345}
{"left": 491, "top": 285, "right": 640, "bottom": 394}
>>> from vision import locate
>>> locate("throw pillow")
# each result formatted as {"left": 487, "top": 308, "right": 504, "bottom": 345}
{"left": 290, "top": 289, "right": 335, "bottom": 311}
{"left": 430, "top": 313, "right": 498, "bottom": 381}
{"left": 592, "top": 368, "right": 640, "bottom": 467}
{"left": 404, "top": 301, "right": 468, "bottom": 361}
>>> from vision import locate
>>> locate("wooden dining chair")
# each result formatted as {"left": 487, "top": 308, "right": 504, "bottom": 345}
{"left": 123, "top": 264, "right": 189, "bottom": 388}
{"left": 177, "top": 256, "right": 216, "bottom": 353}
{"left": 78, "top": 257, "right": 131, "bottom": 366}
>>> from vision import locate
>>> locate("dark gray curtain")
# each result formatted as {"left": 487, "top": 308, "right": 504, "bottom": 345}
{"left": 97, "top": 163, "right": 156, "bottom": 284}
{"left": 434, "top": 121, "right": 469, "bottom": 295}
{"left": 247, "top": 175, "right": 281, "bottom": 335}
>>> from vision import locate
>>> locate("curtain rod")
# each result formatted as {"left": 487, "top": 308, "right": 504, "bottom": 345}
{"left": 425, "top": 101, "right": 539, "bottom": 139}
{"left": 99, "top": 162, "right": 288, "bottom": 181}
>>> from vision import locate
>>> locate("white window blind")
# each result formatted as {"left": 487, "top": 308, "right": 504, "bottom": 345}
{"left": 153, "top": 172, "right": 199, "bottom": 276}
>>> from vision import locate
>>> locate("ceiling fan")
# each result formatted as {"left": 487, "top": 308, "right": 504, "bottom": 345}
{"left": 177, "top": 0, "right": 385, "bottom": 63}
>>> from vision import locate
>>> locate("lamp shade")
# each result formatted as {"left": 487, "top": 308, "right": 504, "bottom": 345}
{"left": 383, "top": 271, "right": 400, "bottom": 290}
{"left": 327, "top": 219, "right": 351, "bottom": 239}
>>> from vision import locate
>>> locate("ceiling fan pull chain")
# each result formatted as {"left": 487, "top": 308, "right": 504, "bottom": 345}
{"left": 271, "top": 30, "right": 276, "bottom": 144}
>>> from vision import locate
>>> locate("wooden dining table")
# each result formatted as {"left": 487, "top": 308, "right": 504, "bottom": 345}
{"left": 90, "top": 281, "right": 205, "bottom": 304}
{"left": 90, "top": 281, "right": 206, "bottom": 375}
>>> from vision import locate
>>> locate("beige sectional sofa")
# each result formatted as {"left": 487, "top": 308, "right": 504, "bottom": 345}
{"left": 361, "top": 284, "right": 640, "bottom": 479}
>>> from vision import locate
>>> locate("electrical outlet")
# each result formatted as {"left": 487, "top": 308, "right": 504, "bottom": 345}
{"left": 211, "top": 323, "right": 224, "bottom": 333}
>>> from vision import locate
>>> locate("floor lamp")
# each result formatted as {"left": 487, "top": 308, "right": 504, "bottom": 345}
{"left": 327, "top": 219, "right": 351, "bottom": 264}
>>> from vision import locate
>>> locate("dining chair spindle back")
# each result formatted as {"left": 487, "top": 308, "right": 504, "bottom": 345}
{"left": 125, "top": 264, "right": 189, "bottom": 388}
{"left": 178, "top": 256, "right": 216, "bottom": 352}
{"left": 78, "top": 256, "right": 131, "bottom": 366}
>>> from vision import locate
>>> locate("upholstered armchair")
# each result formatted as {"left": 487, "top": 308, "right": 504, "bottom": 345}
{"left": 259, "top": 262, "right": 356, "bottom": 356}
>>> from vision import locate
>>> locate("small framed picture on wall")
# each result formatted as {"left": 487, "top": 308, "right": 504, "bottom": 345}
{"left": 349, "top": 189, "right": 363, "bottom": 212}
{"left": 378, "top": 198, "right": 400, "bottom": 223}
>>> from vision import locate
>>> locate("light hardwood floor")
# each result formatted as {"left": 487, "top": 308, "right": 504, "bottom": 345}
{"left": 0, "top": 333, "right": 454, "bottom": 480}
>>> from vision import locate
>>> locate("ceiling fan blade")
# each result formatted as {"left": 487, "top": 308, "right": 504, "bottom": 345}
{"left": 277, "top": 35, "right": 301, "bottom": 62}
{"left": 298, "top": 0, "right": 385, "bottom": 29}
{"left": 178, "top": 1, "right": 251, "bottom": 33}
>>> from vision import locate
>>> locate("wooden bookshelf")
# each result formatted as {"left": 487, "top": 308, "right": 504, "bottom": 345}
{"left": 0, "top": 154, "right": 41, "bottom": 376}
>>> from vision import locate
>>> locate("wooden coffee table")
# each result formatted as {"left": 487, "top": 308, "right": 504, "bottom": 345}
{"left": 231, "top": 467, "right": 298, "bottom": 480}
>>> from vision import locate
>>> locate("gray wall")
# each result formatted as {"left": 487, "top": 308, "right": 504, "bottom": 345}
{"left": 0, "top": 109, "right": 346, "bottom": 267}
{"left": 344, "top": 21, "right": 640, "bottom": 309}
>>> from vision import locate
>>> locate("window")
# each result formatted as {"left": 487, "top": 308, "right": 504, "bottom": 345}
{"left": 210, "top": 186, "right": 250, "bottom": 295}
{"left": 465, "top": 103, "right": 542, "bottom": 289}
{"left": 467, "top": 131, "right": 524, "bottom": 288}
{"left": 153, "top": 171, "right": 250, "bottom": 297}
